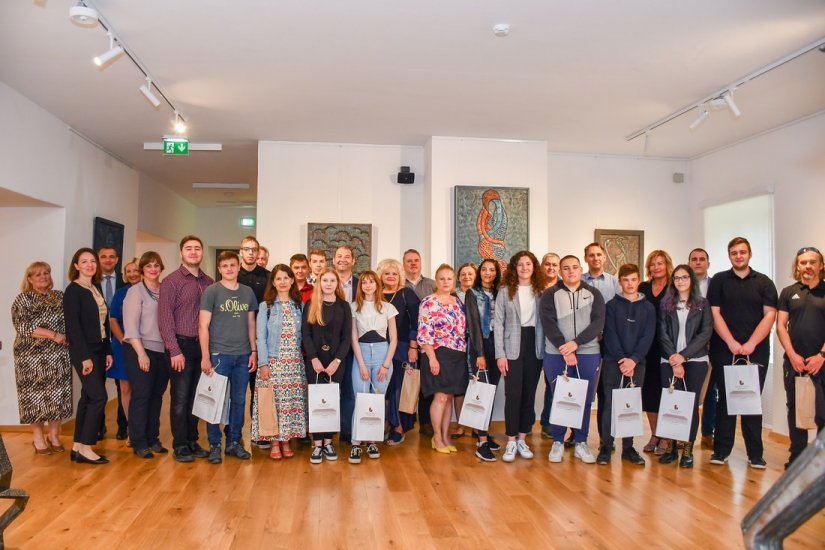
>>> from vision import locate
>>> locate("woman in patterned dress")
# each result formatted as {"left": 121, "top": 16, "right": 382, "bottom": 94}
{"left": 11, "top": 261, "right": 72, "bottom": 454}
{"left": 254, "top": 264, "right": 307, "bottom": 460}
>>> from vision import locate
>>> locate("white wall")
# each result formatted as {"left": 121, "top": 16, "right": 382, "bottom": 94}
{"left": 257, "top": 141, "right": 427, "bottom": 270}
{"left": 690, "top": 112, "right": 825, "bottom": 434}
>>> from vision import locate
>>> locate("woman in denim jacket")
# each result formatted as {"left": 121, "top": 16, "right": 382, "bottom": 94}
{"left": 253, "top": 264, "right": 307, "bottom": 460}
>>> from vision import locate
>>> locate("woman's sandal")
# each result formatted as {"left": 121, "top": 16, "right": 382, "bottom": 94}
{"left": 642, "top": 437, "right": 659, "bottom": 453}
{"left": 655, "top": 439, "right": 669, "bottom": 456}
{"left": 280, "top": 443, "right": 295, "bottom": 458}
{"left": 269, "top": 444, "right": 282, "bottom": 460}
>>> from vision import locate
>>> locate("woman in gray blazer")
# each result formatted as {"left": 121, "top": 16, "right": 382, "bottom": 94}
{"left": 494, "top": 251, "right": 546, "bottom": 463}
{"left": 657, "top": 264, "right": 713, "bottom": 468}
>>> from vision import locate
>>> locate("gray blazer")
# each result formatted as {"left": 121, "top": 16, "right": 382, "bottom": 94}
{"left": 493, "top": 287, "right": 545, "bottom": 360}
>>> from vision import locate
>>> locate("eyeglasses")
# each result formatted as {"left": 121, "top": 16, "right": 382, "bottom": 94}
{"left": 673, "top": 275, "right": 690, "bottom": 282}
{"left": 241, "top": 247, "right": 259, "bottom": 253}
{"left": 797, "top": 247, "right": 821, "bottom": 255}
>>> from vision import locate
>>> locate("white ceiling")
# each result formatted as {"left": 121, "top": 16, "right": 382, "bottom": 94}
{"left": 2, "top": 0, "right": 824, "bottom": 207}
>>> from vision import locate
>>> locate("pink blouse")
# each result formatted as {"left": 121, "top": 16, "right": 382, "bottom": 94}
{"left": 416, "top": 295, "right": 467, "bottom": 352}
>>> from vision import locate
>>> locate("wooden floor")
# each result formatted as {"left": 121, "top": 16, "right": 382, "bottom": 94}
{"left": 2, "top": 401, "right": 824, "bottom": 550}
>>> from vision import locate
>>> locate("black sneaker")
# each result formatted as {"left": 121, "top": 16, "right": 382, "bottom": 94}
{"left": 150, "top": 442, "right": 169, "bottom": 454}
{"left": 133, "top": 448, "right": 154, "bottom": 459}
{"left": 748, "top": 457, "right": 767, "bottom": 470}
{"left": 349, "top": 445, "right": 362, "bottom": 464}
{"left": 225, "top": 442, "right": 251, "bottom": 460}
{"left": 621, "top": 448, "right": 646, "bottom": 466}
{"left": 475, "top": 442, "right": 496, "bottom": 462}
{"left": 190, "top": 442, "right": 209, "bottom": 459}
{"left": 709, "top": 453, "right": 729, "bottom": 465}
{"left": 322, "top": 444, "right": 338, "bottom": 461}
{"left": 486, "top": 436, "right": 501, "bottom": 452}
{"left": 540, "top": 427, "right": 553, "bottom": 440}
{"left": 208, "top": 444, "right": 222, "bottom": 464}
{"left": 366, "top": 443, "right": 381, "bottom": 459}
{"left": 310, "top": 446, "right": 323, "bottom": 464}
{"left": 173, "top": 446, "right": 194, "bottom": 463}
{"left": 596, "top": 446, "right": 611, "bottom": 465}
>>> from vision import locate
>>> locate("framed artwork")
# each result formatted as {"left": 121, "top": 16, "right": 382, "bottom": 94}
{"left": 593, "top": 229, "right": 645, "bottom": 276}
{"left": 307, "top": 223, "right": 373, "bottom": 273}
{"left": 454, "top": 186, "right": 529, "bottom": 269}
{"left": 92, "top": 217, "right": 125, "bottom": 276}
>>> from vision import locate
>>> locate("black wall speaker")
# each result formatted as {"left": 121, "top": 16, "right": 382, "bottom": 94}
{"left": 397, "top": 166, "right": 415, "bottom": 184}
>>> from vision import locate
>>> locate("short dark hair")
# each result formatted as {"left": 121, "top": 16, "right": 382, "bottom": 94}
{"left": 727, "top": 237, "right": 751, "bottom": 254}
{"left": 179, "top": 235, "right": 203, "bottom": 250}
{"left": 689, "top": 248, "right": 709, "bottom": 261}
{"left": 138, "top": 250, "right": 165, "bottom": 272}
{"left": 584, "top": 242, "right": 604, "bottom": 256}
{"left": 97, "top": 245, "right": 117, "bottom": 256}
{"left": 560, "top": 254, "right": 580, "bottom": 266}
{"left": 403, "top": 249, "right": 421, "bottom": 259}
{"left": 290, "top": 253, "right": 309, "bottom": 266}
{"left": 335, "top": 245, "right": 354, "bottom": 256}
{"left": 217, "top": 250, "right": 239, "bottom": 265}
{"left": 308, "top": 249, "right": 326, "bottom": 259}
{"left": 617, "top": 263, "right": 640, "bottom": 279}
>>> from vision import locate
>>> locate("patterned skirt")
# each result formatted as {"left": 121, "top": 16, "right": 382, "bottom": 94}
{"left": 14, "top": 344, "right": 72, "bottom": 423}
{"left": 251, "top": 353, "right": 308, "bottom": 442}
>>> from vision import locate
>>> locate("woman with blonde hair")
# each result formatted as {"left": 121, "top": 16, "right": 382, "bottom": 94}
{"left": 11, "top": 261, "right": 72, "bottom": 454}
{"left": 638, "top": 249, "right": 674, "bottom": 455}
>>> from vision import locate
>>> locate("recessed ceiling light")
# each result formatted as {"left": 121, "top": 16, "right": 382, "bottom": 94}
{"left": 69, "top": 3, "right": 98, "bottom": 27}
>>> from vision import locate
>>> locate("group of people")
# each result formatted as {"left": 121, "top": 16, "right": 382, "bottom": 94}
{"left": 11, "top": 233, "right": 825, "bottom": 470}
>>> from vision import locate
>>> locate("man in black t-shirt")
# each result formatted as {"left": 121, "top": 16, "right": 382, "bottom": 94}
{"left": 707, "top": 237, "right": 778, "bottom": 469}
{"left": 776, "top": 246, "right": 825, "bottom": 468}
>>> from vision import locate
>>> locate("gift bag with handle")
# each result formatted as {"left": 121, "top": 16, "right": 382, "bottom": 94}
{"left": 549, "top": 365, "right": 589, "bottom": 429}
{"left": 656, "top": 377, "right": 695, "bottom": 442}
{"left": 353, "top": 380, "right": 385, "bottom": 442}
{"left": 192, "top": 371, "right": 229, "bottom": 424}
{"left": 724, "top": 356, "right": 763, "bottom": 416}
{"left": 795, "top": 375, "right": 817, "bottom": 430}
{"left": 398, "top": 362, "right": 421, "bottom": 414}
{"left": 458, "top": 370, "right": 496, "bottom": 431}
{"left": 611, "top": 375, "right": 644, "bottom": 439}
{"left": 308, "top": 373, "right": 340, "bottom": 434}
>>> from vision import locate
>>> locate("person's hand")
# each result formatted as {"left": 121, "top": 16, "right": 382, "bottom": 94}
{"left": 201, "top": 357, "right": 213, "bottom": 375}
{"left": 727, "top": 340, "right": 742, "bottom": 356}
{"left": 53, "top": 333, "right": 67, "bottom": 346}
{"left": 476, "top": 356, "right": 487, "bottom": 372}
{"left": 247, "top": 353, "right": 257, "bottom": 373}
{"left": 497, "top": 358, "right": 509, "bottom": 376}
{"left": 170, "top": 354, "right": 185, "bottom": 372}
{"left": 407, "top": 347, "right": 419, "bottom": 364}
{"left": 559, "top": 341, "right": 578, "bottom": 356}
{"left": 326, "top": 359, "right": 340, "bottom": 377}
{"left": 673, "top": 364, "right": 685, "bottom": 379}
{"left": 105, "top": 355, "right": 113, "bottom": 370}
{"left": 430, "top": 358, "right": 441, "bottom": 376}
{"left": 81, "top": 358, "right": 93, "bottom": 376}
{"left": 377, "top": 365, "right": 389, "bottom": 382}
{"left": 564, "top": 353, "right": 578, "bottom": 367}
{"left": 311, "top": 358, "right": 325, "bottom": 374}
{"left": 360, "top": 366, "right": 370, "bottom": 381}
{"left": 788, "top": 352, "right": 807, "bottom": 374}
{"left": 739, "top": 341, "right": 756, "bottom": 356}
{"left": 668, "top": 353, "right": 685, "bottom": 368}
{"left": 138, "top": 353, "right": 151, "bottom": 372}
{"left": 259, "top": 364, "right": 271, "bottom": 381}
{"left": 618, "top": 357, "right": 636, "bottom": 377}
{"left": 804, "top": 353, "right": 824, "bottom": 376}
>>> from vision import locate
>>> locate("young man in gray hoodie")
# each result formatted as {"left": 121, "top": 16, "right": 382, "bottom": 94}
{"left": 540, "top": 255, "right": 606, "bottom": 464}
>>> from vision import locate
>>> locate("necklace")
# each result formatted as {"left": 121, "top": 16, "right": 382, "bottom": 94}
{"left": 143, "top": 281, "right": 159, "bottom": 301}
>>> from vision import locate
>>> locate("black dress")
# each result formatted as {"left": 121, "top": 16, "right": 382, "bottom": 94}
{"left": 639, "top": 280, "right": 666, "bottom": 413}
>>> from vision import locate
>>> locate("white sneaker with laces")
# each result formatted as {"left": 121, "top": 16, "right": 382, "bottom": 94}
{"left": 502, "top": 441, "right": 517, "bottom": 462}
{"left": 549, "top": 441, "right": 564, "bottom": 462}
{"left": 574, "top": 442, "right": 596, "bottom": 464}
{"left": 516, "top": 440, "right": 534, "bottom": 459}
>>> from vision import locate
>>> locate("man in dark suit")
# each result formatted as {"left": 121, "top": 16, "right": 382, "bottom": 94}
{"left": 97, "top": 246, "right": 128, "bottom": 440}
{"left": 334, "top": 245, "right": 358, "bottom": 443}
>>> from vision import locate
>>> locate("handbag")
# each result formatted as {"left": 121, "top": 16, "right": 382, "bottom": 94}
{"left": 611, "top": 375, "right": 644, "bottom": 439}
{"left": 307, "top": 373, "right": 341, "bottom": 434}
{"left": 549, "top": 365, "right": 590, "bottom": 429}
{"left": 795, "top": 375, "right": 817, "bottom": 430}
{"left": 458, "top": 370, "right": 496, "bottom": 431}
{"left": 192, "top": 371, "right": 229, "bottom": 424}
{"left": 398, "top": 361, "right": 421, "bottom": 414}
{"left": 656, "top": 377, "right": 695, "bottom": 442}
{"left": 723, "top": 356, "right": 762, "bottom": 416}
{"left": 353, "top": 381, "right": 386, "bottom": 442}
{"left": 256, "top": 385, "right": 279, "bottom": 437}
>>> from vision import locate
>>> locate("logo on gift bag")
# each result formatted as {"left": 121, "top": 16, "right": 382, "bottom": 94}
{"left": 321, "top": 399, "right": 327, "bottom": 404}
{"left": 673, "top": 404, "right": 679, "bottom": 411}
{"left": 739, "top": 380, "right": 744, "bottom": 386}
{"left": 368, "top": 407, "right": 374, "bottom": 413}
{"left": 208, "top": 385, "right": 212, "bottom": 392}
{"left": 475, "top": 394, "right": 481, "bottom": 401}
{"left": 567, "top": 392, "right": 573, "bottom": 398}
{"left": 625, "top": 403, "right": 630, "bottom": 408}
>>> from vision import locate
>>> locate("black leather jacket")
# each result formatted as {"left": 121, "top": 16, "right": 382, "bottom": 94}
{"left": 658, "top": 297, "right": 713, "bottom": 362}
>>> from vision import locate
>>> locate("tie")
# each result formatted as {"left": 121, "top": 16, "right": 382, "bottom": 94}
{"left": 105, "top": 275, "right": 114, "bottom": 305}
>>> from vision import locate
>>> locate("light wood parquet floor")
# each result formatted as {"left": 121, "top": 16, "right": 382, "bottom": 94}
{"left": 2, "top": 400, "right": 824, "bottom": 549}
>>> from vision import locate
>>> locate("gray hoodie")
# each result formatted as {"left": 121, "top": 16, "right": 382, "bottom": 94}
{"left": 539, "top": 280, "right": 606, "bottom": 355}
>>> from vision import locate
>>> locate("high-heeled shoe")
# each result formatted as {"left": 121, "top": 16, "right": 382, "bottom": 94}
{"left": 280, "top": 443, "right": 295, "bottom": 458}
{"left": 75, "top": 452, "right": 109, "bottom": 465}
{"left": 33, "top": 442, "right": 52, "bottom": 455}
{"left": 447, "top": 445, "right": 458, "bottom": 453}
{"left": 48, "top": 440, "right": 65, "bottom": 453}
{"left": 431, "top": 438, "right": 450, "bottom": 454}
{"left": 269, "top": 445, "right": 282, "bottom": 460}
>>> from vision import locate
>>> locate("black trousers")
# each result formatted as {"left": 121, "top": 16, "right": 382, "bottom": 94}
{"left": 72, "top": 345, "right": 108, "bottom": 446}
{"left": 712, "top": 351, "right": 768, "bottom": 459}
{"left": 782, "top": 359, "right": 825, "bottom": 464}
{"left": 168, "top": 337, "right": 202, "bottom": 450}
{"left": 661, "top": 361, "right": 709, "bottom": 443}
{"left": 600, "top": 359, "right": 646, "bottom": 451}
{"left": 100, "top": 379, "right": 129, "bottom": 434}
{"left": 124, "top": 345, "right": 170, "bottom": 451}
{"left": 502, "top": 327, "right": 542, "bottom": 436}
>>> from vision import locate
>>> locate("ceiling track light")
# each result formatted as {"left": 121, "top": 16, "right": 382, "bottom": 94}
{"left": 722, "top": 90, "right": 742, "bottom": 118}
{"left": 173, "top": 111, "right": 187, "bottom": 134}
{"left": 139, "top": 78, "right": 161, "bottom": 108}
{"left": 69, "top": 2, "right": 98, "bottom": 27}
{"left": 93, "top": 32, "right": 124, "bottom": 68}
{"left": 689, "top": 107, "right": 709, "bottom": 131}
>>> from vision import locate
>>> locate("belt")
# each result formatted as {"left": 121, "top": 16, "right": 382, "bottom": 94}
{"left": 176, "top": 334, "right": 199, "bottom": 342}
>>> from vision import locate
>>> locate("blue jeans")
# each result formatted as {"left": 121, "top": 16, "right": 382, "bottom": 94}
{"left": 543, "top": 353, "right": 601, "bottom": 443}
{"left": 206, "top": 353, "right": 250, "bottom": 447}
{"left": 351, "top": 342, "right": 392, "bottom": 444}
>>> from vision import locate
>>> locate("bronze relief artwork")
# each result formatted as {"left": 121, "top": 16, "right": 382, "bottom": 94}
{"left": 307, "top": 223, "right": 373, "bottom": 273}
{"left": 593, "top": 229, "right": 644, "bottom": 276}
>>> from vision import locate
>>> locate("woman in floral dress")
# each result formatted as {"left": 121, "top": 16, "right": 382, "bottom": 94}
{"left": 254, "top": 264, "right": 307, "bottom": 459}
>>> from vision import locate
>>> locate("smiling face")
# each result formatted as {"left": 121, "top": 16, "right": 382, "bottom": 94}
{"left": 649, "top": 255, "right": 668, "bottom": 281}
{"left": 181, "top": 239, "right": 204, "bottom": 268}
{"left": 142, "top": 260, "right": 162, "bottom": 283}
{"left": 75, "top": 252, "right": 98, "bottom": 280}
{"left": 360, "top": 275, "right": 378, "bottom": 297}
{"left": 435, "top": 268, "right": 455, "bottom": 294}
{"left": 124, "top": 262, "right": 141, "bottom": 285}
{"left": 218, "top": 258, "right": 239, "bottom": 282}
{"left": 672, "top": 268, "right": 692, "bottom": 295}
{"left": 584, "top": 245, "right": 605, "bottom": 274}
{"left": 516, "top": 255, "right": 534, "bottom": 283}
{"left": 796, "top": 251, "right": 823, "bottom": 285}
{"left": 98, "top": 248, "right": 118, "bottom": 275}
{"left": 334, "top": 247, "right": 354, "bottom": 275}
{"left": 256, "top": 248, "right": 269, "bottom": 269}
{"left": 29, "top": 267, "right": 53, "bottom": 293}
{"left": 381, "top": 265, "right": 400, "bottom": 291}
{"left": 479, "top": 260, "right": 497, "bottom": 288}
{"left": 458, "top": 265, "right": 476, "bottom": 291}
{"left": 728, "top": 243, "right": 751, "bottom": 271}
{"left": 542, "top": 255, "right": 559, "bottom": 282}
{"left": 320, "top": 272, "right": 339, "bottom": 297}
{"left": 273, "top": 269, "right": 294, "bottom": 295}
{"left": 404, "top": 252, "right": 422, "bottom": 279}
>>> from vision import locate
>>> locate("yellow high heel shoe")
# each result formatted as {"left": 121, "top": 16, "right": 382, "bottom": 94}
{"left": 431, "top": 438, "right": 450, "bottom": 454}
{"left": 447, "top": 445, "right": 458, "bottom": 453}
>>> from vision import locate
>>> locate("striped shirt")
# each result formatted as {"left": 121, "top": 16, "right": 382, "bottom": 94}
{"left": 158, "top": 264, "right": 213, "bottom": 356}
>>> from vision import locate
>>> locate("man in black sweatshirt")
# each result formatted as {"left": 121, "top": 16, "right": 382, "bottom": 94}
{"left": 599, "top": 263, "right": 656, "bottom": 465}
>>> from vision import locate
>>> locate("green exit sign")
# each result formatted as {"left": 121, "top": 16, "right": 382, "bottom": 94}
{"left": 163, "top": 137, "right": 189, "bottom": 156}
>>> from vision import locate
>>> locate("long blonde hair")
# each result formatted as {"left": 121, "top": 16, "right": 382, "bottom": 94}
{"left": 307, "top": 268, "right": 345, "bottom": 326}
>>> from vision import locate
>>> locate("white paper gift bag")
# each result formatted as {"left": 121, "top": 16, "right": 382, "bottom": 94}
{"left": 458, "top": 371, "right": 496, "bottom": 431}
{"left": 724, "top": 358, "right": 763, "bottom": 416}
{"left": 192, "top": 371, "right": 229, "bottom": 424}
{"left": 656, "top": 378, "right": 695, "bottom": 442}
{"left": 353, "top": 381, "right": 386, "bottom": 442}
{"left": 611, "top": 377, "right": 644, "bottom": 438}
{"left": 549, "top": 366, "right": 590, "bottom": 429}
{"left": 308, "top": 375, "right": 341, "bottom": 434}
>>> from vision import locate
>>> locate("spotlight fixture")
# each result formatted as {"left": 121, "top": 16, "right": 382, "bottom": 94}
{"left": 722, "top": 91, "right": 741, "bottom": 118}
{"left": 93, "top": 33, "right": 124, "bottom": 68}
{"left": 139, "top": 78, "right": 161, "bottom": 108}
{"left": 689, "top": 107, "right": 709, "bottom": 131}
{"left": 173, "top": 112, "right": 187, "bottom": 134}
{"left": 69, "top": 2, "right": 98, "bottom": 27}
{"left": 493, "top": 24, "right": 510, "bottom": 37}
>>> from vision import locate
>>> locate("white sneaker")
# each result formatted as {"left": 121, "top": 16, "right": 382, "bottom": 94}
{"left": 574, "top": 442, "right": 596, "bottom": 464}
{"left": 549, "top": 441, "right": 564, "bottom": 462}
{"left": 502, "top": 441, "right": 517, "bottom": 462}
{"left": 516, "top": 440, "right": 534, "bottom": 459}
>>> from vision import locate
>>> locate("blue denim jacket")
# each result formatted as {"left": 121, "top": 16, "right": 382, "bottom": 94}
{"left": 474, "top": 289, "right": 493, "bottom": 339}
{"left": 255, "top": 300, "right": 303, "bottom": 364}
